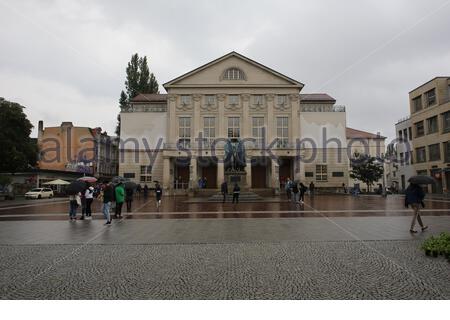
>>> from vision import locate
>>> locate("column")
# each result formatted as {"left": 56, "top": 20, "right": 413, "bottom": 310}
{"left": 193, "top": 94, "right": 202, "bottom": 148}
{"left": 241, "top": 94, "right": 250, "bottom": 138}
{"left": 190, "top": 157, "right": 197, "bottom": 190}
{"left": 217, "top": 94, "right": 226, "bottom": 138}
{"left": 217, "top": 158, "right": 224, "bottom": 188}
{"left": 290, "top": 94, "right": 300, "bottom": 143}
{"left": 245, "top": 159, "right": 252, "bottom": 189}
{"left": 162, "top": 157, "right": 171, "bottom": 192}
{"left": 265, "top": 94, "right": 275, "bottom": 142}
{"left": 168, "top": 95, "right": 177, "bottom": 145}
{"left": 271, "top": 158, "right": 280, "bottom": 194}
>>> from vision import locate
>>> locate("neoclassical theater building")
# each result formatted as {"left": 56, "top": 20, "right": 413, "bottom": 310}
{"left": 119, "top": 52, "right": 384, "bottom": 194}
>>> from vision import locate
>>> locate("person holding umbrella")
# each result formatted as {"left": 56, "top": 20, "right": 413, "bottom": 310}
{"left": 68, "top": 192, "right": 81, "bottom": 221}
{"left": 405, "top": 175, "right": 431, "bottom": 233}
{"left": 102, "top": 182, "right": 113, "bottom": 225}
{"left": 114, "top": 182, "right": 125, "bottom": 219}
{"left": 124, "top": 181, "right": 136, "bottom": 212}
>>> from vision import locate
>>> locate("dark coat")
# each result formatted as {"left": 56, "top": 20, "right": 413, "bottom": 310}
{"left": 405, "top": 184, "right": 425, "bottom": 207}
{"left": 103, "top": 186, "right": 114, "bottom": 204}
{"left": 221, "top": 182, "right": 228, "bottom": 193}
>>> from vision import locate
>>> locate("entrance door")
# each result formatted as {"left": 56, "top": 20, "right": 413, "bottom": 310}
{"left": 278, "top": 157, "right": 293, "bottom": 189}
{"left": 174, "top": 158, "right": 190, "bottom": 189}
{"left": 198, "top": 157, "right": 217, "bottom": 189}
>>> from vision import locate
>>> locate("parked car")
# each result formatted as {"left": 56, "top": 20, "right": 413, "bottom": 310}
{"left": 25, "top": 188, "right": 54, "bottom": 199}
{"left": 0, "top": 184, "right": 15, "bottom": 200}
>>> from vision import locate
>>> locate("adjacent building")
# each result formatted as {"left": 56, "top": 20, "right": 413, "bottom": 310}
{"left": 37, "top": 121, "right": 118, "bottom": 182}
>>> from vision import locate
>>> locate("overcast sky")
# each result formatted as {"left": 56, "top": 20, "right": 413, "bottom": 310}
{"left": 1, "top": 0, "right": 449, "bottom": 142}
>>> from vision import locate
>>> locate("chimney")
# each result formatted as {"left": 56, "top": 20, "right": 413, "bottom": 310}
{"left": 38, "top": 120, "right": 44, "bottom": 140}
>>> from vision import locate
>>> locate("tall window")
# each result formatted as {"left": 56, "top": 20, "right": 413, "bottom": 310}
{"left": 228, "top": 95, "right": 239, "bottom": 105}
{"left": 425, "top": 88, "right": 436, "bottom": 107}
{"left": 412, "top": 96, "right": 422, "bottom": 112}
{"left": 415, "top": 121, "right": 425, "bottom": 137}
{"left": 180, "top": 95, "right": 191, "bottom": 105}
{"left": 178, "top": 117, "right": 191, "bottom": 148}
{"left": 428, "top": 144, "right": 441, "bottom": 161}
{"left": 403, "top": 128, "right": 408, "bottom": 140}
{"left": 253, "top": 95, "right": 264, "bottom": 105}
{"left": 223, "top": 68, "right": 245, "bottom": 80}
{"left": 443, "top": 111, "right": 450, "bottom": 133}
{"left": 408, "top": 127, "right": 412, "bottom": 140}
{"left": 444, "top": 141, "right": 450, "bottom": 163}
{"left": 252, "top": 117, "right": 265, "bottom": 147}
{"left": 398, "top": 130, "right": 403, "bottom": 141}
{"left": 276, "top": 116, "right": 289, "bottom": 148}
{"left": 316, "top": 165, "right": 327, "bottom": 181}
{"left": 227, "top": 117, "right": 240, "bottom": 140}
{"left": 203, "top": 117, "right": 216, "bottom": 148}
{"left": 140, "top": 165, "right": 152, "bottom": 183}
{"left": 415, "top": 147, "right": 426, "bottom": 163}
{"left": 427, "top": 116, "right": 438, "bottom": 134}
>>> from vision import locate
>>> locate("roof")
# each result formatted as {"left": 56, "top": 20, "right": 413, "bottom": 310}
{"left": 346, "top": 127, "right": 386, "bottom": 139}
{"left": 163, "top": 51, "right": 304, "bottom": 88}
{"left": 130, "top": 93, "right": 168, "bottom": 103}
{"left": 299, "top": 93, "right": 336, "bottom": 103}
{"left": 408, "top": 76, "right": 450, "bottom": 94}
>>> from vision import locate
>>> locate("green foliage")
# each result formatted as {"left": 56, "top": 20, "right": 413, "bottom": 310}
{"left": 116, "top": 54, "right": 159, "bottom": 136}
{"left": 0, "top": 97, "right": 38, "bottom": 173}
{"left": 349, "top": 154, "right": 384, "bottom": 192}
{"left": 421, "top": 232, "right": 450, "bottom": 258}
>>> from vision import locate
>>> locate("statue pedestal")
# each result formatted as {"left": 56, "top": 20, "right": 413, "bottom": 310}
{"left": 224, "top": 170, "right": 248, "bottom": 190}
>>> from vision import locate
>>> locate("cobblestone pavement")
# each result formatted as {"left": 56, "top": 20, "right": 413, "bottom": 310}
{"left": 0, "top": 216, "right": 449, "bottom": 299}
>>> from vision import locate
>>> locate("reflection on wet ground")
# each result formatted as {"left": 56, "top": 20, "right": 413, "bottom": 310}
{"left": 0, "top": 194, "right": 449, "bottom": 220}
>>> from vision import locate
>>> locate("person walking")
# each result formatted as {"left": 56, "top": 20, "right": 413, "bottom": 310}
{"left": 114, "top": 182, "right": 125, "bottom": 219}
{"left": 221, "top": 180, "right": 228, "bottom": 203}
{"left": 80, "top": 187, "right": 87, "bottom": 220}
{"left": 125, "top": 187, "right": 134, "bottom": 212}
{"left": 299, "top": 182, "right": 307, "bottom": 203}
{"left": 102, "top": 183, "right": 113, "bottom": 225}
{"left": 291, "top": 181, "right": 299, "bottom": 203}
{"left": 285, "top": 178, "right": 292, "bottom": 201}
{"left": 309, "top": 181, "right": 315, "bottom": 196}
{"left": 68, "top": 192, "right": 81, "bottom": 221}
{"left": 155, "top": 183, "right": 163, "bottom": 209}
{"left": 85, "top": 186, "right": 94, "bottom": 219}
{"left": 405, "top": 183, "right": 428, "bottom": 233}
{"left": 136, "top": 184, "right": 142, "bottom": 199}
{"left": 143, "top": 184, "right": 149, "bottom": 200}
{"left": 232, "top": 183, "right": 240, "bottom": 204}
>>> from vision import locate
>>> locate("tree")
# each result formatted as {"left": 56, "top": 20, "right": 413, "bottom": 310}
{"left": 0, "top": 97, "right": 38, "bottom": 172}
{"left": 116, "top": 54, "right": 159, "bottom": 136}
{"left": 349, "top": 154, "right": 384, "bottom": 192}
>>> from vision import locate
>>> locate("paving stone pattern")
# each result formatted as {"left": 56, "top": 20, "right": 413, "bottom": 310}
{"left": 1, "top": 240, "right": 449, "bottom": 299}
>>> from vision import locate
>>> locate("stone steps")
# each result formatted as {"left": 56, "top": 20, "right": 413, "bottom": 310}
{"left": 208, "top": 191, "right": 263, "bottom": 202}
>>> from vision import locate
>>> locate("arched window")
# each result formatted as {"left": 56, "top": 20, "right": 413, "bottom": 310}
{"left": 222, "top": 68, "right": 246, "bottom": 80}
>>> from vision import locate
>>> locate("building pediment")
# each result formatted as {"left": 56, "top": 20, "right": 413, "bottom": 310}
{"left": 163, "top": 52, "right": 304, "bottom": 89}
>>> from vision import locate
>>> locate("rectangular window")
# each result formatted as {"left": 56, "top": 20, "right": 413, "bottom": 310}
{"left": 408, "top": 127, "right": 412, "bottom": 140}
{"left": 252, "top": 117, "right": 265, "bottom": 147}
{"left": 229, "top": 95, "right": 239, "bottom": 105}
{"left": 403, "top": 128, "right": 408, "bottom": 141}
{"left": 123, "top": 173, "right": 135, "bottom": 179}
{"left": 316, "top": 165, "right": 327, "bottom": 181}
{"left": 253, "top": 95, "right": 264, "bottom": 105}
{"left": 444, "top": 141, "right": 450, "bottom": 163}
{"left": 409, "top": 151, "right": 414, "bottom": 164}
{"left": 443, "top": 111, "right": 450, "bottom": 133}
{"left": 227, "top": 117, "right": 240, "bottom": 139}
{"left": 276, "top": 116, "right": 289, "bottom": 148}
{"left": 203, "top": 117, "right": 216, "bottom": 148}
{"left": 428, "top": 143, "right": 440, "bottom": 161}
{"left": 425, "top": 88, "right": 436, "bottom": 107}
{"left": 398, "top": 130, "right": 403, "bottom": 140}
{"left": 427, "top": 116, "right": 438, "bottom": 134}
{"left": 139, "top": 165, "right": 152, "bottom": 183}
{"left": 399, "top": 152, "right": 404, "bottom": 166}
{"left": 412, "top": 96, "right": 422, "bottom": 112}
{"left": 180, "top": 95, "right": 191, "bottom": 105}
{"left": 277, "top": 95, "right": 287, "bottom": 105}
{"left": 205, "top": 95, "right": 216, "bottom": 105}
{"left": 332, "top": 172, "right": 344, "bottom": 177}
{"left": 415, "top": 147, "right": 426, "bottom": 163}
{"left": 305, "top": 172, "right": 314, "bottom": 177}
{"left": 415, "top": 121, "right": 425, "bottom": 137}
{"left": 178, "top": 117, "right": 191, "bottom": 148}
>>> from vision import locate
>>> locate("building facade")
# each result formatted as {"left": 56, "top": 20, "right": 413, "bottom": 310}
{"left": 408, "top": 77, "right": 450, "bottom": 193}
{"left": 119, "top": 52, "right": 379, "bottom": 194}
{"left": 37, "top": 121, "right": 118, "bottom": 180}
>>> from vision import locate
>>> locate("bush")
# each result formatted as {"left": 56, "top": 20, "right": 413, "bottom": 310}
{"left": 421, "top": 232, "right": 450, "bottom": 258}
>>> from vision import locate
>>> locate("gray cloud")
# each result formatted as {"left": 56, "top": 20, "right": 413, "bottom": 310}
{"left": 0, "top": 0, "right": 449, "bottom": 141}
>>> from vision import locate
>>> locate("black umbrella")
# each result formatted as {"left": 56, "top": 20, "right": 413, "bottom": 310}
{"left": 112, "top": 176, "right": 127, "bottom": 184}
{"left": 408, "top": 175, "right": 436, "bottom": 185}
{"left": 66, "top": 180, "right": 87, "bottom": 195}
{"left": 124, "top": 181, "right": 137, "bottom": 190}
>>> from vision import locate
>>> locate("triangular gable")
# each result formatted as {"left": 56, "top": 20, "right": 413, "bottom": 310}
{"left": 163, "top": 51, "right": 304, "bottom": 88}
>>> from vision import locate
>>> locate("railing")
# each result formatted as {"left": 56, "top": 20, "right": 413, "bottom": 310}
{"left": 395, "top": 115, "right": 411, "bottom": 125}
{"left": 300, "top": 105, "right": 346, "bottom": 112}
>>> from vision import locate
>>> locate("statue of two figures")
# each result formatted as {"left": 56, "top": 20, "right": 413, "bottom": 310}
{"left": 224, "top": 139, "right": 246, "bottom": 172}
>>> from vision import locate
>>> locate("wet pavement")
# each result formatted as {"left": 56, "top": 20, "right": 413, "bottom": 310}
{"left": 0, "top": 194, "right": 449, "bottom": 220}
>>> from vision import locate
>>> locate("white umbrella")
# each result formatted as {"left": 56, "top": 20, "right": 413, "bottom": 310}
{"left": 43, "top": 179, "right": 70, "bottom": 185}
